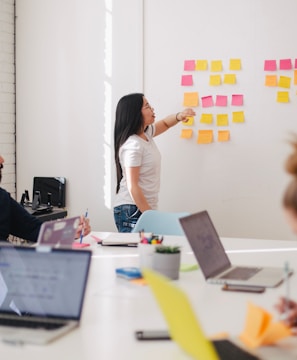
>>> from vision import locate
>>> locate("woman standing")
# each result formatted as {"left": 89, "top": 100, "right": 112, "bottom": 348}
{"left": 113, "top": 93, "right": 195, "bottom": 232}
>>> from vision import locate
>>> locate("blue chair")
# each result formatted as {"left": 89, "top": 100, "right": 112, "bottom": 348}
{"left": 132, "top": 210, "right": 190, "bottom": 236}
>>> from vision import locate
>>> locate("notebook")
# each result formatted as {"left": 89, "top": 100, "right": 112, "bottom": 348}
{"left": 100, "top": 232, "right": 140, "bottom": 247}
{"left": 179, "top": 210, "right": 290, "bottom": 288}
{"left": 37, "top": 216, "right": 80, "bottom": 248}
{"left": 143, "top": 268, "right": 260, "bottom": 360}
{"left": 0, "top": 245, "right": 91, "bottom": 345}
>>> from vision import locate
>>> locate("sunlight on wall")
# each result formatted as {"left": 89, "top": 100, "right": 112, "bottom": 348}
{"left": 103, "top": 0, "right": 112, "bottom": 209}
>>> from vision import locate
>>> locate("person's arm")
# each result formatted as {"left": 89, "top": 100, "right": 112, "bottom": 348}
{"left": 125, "top": 166, "right": 151, "bottom": 213}
{"left": 154, "top": 108, "right": 196, "bottom": 136}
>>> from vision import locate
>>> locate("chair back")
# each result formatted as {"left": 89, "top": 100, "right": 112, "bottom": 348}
{"left": 132, "top": 210, "right": 190, "bottom": 236}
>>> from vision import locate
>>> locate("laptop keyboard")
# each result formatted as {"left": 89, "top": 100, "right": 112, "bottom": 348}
{"left": 219, "top": 267, "right": 261, "bottom": 281}
{"left": 213, "top": 339, "right": 260, "bottom": 360}
{"left": 0, "top": 317, "right": 66, "bottom": 330}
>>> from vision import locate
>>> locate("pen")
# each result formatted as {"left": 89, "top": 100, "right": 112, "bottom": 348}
{"left": 284, "top": 261, "right": 290, "bottom": 318}
{"left": 80, "top": 209, "right": 88, "bottom": 244}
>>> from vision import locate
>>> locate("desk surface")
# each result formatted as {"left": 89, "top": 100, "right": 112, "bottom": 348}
{"left": 1, "top": 233, "right": 297, "bottom": 359}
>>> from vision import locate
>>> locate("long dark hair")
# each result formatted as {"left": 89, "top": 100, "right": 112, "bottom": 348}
{"left": 114, "top": 93, "right": 144, "bottom": 193}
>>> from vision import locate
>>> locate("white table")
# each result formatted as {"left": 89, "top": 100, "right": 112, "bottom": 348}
{"left": 1, "top": 233, "right": 297, "bottom": 359}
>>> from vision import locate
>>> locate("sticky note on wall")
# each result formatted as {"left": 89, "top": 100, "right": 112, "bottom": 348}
{"left": 218, "top": 130, "right": 230, "bottom": 142}
{"left": 183, "top": 92, "right": 199, "bottom": 107}
{"left": 197, "top": 130, "right": 213, "bottom": 144}
{"left": 180, "top": 129, "right": 193, "bottom": 139}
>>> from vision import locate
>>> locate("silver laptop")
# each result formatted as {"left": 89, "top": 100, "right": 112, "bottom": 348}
{"left": 179, "top": 210, "right": 291, "bottom": 288}
{"left": 37, "top": 216, "right": 80, "bottom": 247}
{"left": 0, "top": 245, "right": 91, "bottom": 344}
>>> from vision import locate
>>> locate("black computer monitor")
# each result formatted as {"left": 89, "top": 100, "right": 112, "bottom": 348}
{"left": 33, "top": 177, "right": 66, "bottom": 208}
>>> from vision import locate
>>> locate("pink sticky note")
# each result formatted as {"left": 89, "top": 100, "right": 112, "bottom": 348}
{"left": 294, "top": 59, "right": 297, "bottom": 69}
{"left": 280, "top": 59, "right": 292, "bottom": 70}
{"left": 201, "top": 96, "right": 214, "bottom": 108}
{"left": 181, "top": 74, "right": 193, "bottom": 86}
{"left": 215, "top": 95, "right": 227, "bottom": 107}
{"left": 184, "top": 60, "right": 196, "bottom": 71}
{"left": 231, "top": 94, "right": 243, "bottom": 106}
{"left": 264, "top": 60, "right": 277, "bottom": 71}
{"left": 72, "top": 242, "right": 90, "bottom": 249}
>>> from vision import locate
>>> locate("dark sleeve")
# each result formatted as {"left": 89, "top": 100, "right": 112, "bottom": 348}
{"left": 0, "top": 188, "right": 42, "bottom": 242}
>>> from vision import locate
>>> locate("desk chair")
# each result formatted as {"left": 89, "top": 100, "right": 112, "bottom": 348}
{"left": 132, "top": 210, "right": 190, "bottom": 236}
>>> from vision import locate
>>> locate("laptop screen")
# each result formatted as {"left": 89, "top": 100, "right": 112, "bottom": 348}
{"left": 0, "top": 246, "right": 91, "bottom": 320}
{"left": 179, "top": 211, "right": 231, "bottom": 279}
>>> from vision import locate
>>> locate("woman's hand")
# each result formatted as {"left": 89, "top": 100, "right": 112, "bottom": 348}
{"left": 177, "top": 108, "right": 196, "bottom": 122}
{"left": 275, "top": 296, "right": 297, "bottom": 332}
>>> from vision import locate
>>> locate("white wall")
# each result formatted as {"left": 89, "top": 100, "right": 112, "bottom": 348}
{"left": 0, "top": 0, "right": 15, "bottom": 196}
{"left": 15, "top": 0, "right": 143, "bottom": 232}
{"left": 143, "top": 0, "right": 297, "bottom": 240}
{"left": 15, "top": 0, "right": 297, "bottom": 240}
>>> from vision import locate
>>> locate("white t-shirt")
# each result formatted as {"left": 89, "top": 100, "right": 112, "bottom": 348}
{"left": 114, "top": 125, "right": 161, "bottom": 209}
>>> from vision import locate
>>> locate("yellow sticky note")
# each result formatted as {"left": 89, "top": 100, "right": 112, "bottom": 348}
{"left": 265, "top": 75, "right": 277, "bottom": 87}
{"left": 277, "top": 91, "right": 289, "bottom": 103}
{"left": 209, "top": 75, "right": 221, "bottom": 86}
{"left": 210, "top": 60, "right": 223, "bottom": 72}
{"left": 229, "top": 58, "right": 241, "bottom": 70}
{"left": 223, "top": 74, "right": 236, "bottom": 84}
{"left": 182, "top": 116, "right": 194, "bottom": 126}
{"left": 216, "top": 114, "right": 228, "bottom": 126}
{"left": 196, "top": 60, "right": 208, "bottom": 71}
{"left": 294, "top": 70, "right": 297, "bottom": 85}
{"left": 200, "top": 113, "right": 213, "bottom": 124}
{"left": 232, "top": 111, "right": 244, "bottom": 123}
{"left": 218, "top": 130, "right": 230, "bottom": 142}
{"left": 197, "top": 130, "right": 213, "bottom": 144}
{"left": 180, "top": 129, "right": 193, "bottom": 139}
{"left": 183, "top": 92, "right": 199, "bottom": 107}
{"left": 278, "top": 76, "right": 291, "bottom": 89}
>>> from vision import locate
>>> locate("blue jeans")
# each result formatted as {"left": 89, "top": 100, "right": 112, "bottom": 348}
{"left": 113, "top": 204, "right": 142, "bottom": 232}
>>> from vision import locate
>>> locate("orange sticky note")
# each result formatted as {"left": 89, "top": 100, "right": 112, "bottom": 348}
{"left": 197, "top": 130, "right": 213, "bottom": 144}
{"left": 240, "top": 302, "right": 292, "bottom": 349}
{"left": 183, "top": 92, "right": 199, "bottom": 107}
{"left": 218, "top": 130, "right": 230, "bottom": 142}
{"left": 180, "top": 129, "right": 193, "bottom": 139}
{"left": 294, "top": 70, "right": 297, "bottom": 85}
{"left": 265, "top": 75, "right": 277, "bottom": 87}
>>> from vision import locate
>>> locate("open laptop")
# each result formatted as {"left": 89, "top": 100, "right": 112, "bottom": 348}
{"left": 179, "top": 211, "right": 290, "bottom": 288}
{"left": 37, "top": 216, "right": 80, "bottom": 248}
{"left": 0, "top": 245, "right": 91, "bottom": 345}
{"left": 143, "top": 268, "right": 260, "bottom": 360}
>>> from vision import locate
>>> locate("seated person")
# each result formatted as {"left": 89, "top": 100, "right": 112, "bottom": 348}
{"left": 275, "top": 137, "right": 297, "bottom": 333}
{"left": 0, "top": 155, "right": 90, "bottom": 242}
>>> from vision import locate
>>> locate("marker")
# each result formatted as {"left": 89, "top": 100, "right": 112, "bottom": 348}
{"left": 80, "top": 209, "right": 88, "bottom": 244}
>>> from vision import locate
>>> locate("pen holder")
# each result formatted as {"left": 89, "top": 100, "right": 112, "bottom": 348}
{"left": 138, "top": 243, "right": 157, "bottom": 269}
